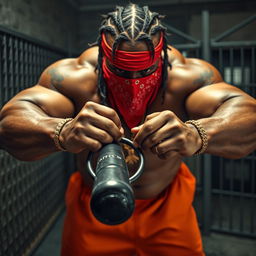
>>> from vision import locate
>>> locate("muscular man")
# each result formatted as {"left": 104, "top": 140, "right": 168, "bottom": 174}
{"left": 0, "top": 4, "right": 255, "bottom": 256}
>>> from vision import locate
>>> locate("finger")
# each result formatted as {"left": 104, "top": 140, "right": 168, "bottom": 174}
{"left": 157, "top": 150, "right": 179, "bottom": 160}
{"left": 131, "top": 112, "right": 160, "bottom": 134}
{"left": 85, "top": 101, "right": 123, "bottom": 130}
{"left": 131, "top": 124, "right": 142, "bottom": 135}
{"left": 89, "top": 113, "right": 124, "bottom": 141}
{"left": 144, "top": 112, "right": 161, "bottom": 121}
{"left": 79, "top": 105, "right": 123, "bottom": 141}
{"left": 143, "top": 124, "right": 179, "bottom": 150}
{"left": 84, "top": 124, "right": 115, "bottom": 144}
{"left": 131, "top": 113, "right": 161, "bottom": 141}
{"left": 133, "top": 115, "right": 167, "bottom": 148}
{"left": 67, "top": 135, "right": 102, "bottom": 153}
{"left": 153, "top": 136, "right": 184, "bottom": 156}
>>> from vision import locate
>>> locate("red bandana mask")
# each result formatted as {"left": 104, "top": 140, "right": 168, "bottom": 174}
{"left": 101, "top": 34, "right": 163, "bottom": 128}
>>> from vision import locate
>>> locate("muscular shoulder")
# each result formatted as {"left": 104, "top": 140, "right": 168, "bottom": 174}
{"left": 38, "top": 46, "right": 99, "bottom": 102}
{"left": 167, "top": 47, "right": 223, "bottom": 94}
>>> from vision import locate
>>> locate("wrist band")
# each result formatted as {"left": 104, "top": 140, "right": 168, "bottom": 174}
{"left": 54, "top": 118, "right": 73, "bottom": 151}
{"left": 185, "top": 120, "right": 208, "bottom": 155}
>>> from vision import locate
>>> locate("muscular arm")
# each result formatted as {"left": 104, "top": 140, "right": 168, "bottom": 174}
{"left": 0, "top": 51, "right": 123, "bottom": 161}
{"left": 133, "top": 57, "right": 256, "bottom": 160}
{"left": 185, "top": 59, "right": 256, "bottom": 159}
{"left": 186, "top": 82, "right": 256, "bottom": 159}
{"left": 0, "top": 84, "right": 75, "bottom": 161}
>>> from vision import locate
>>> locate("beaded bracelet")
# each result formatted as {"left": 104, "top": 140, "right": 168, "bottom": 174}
{"left": 53, "top": 118, "right": 73, "bottom": 151}
{"left": 185, "top": 120, "right": 208, "bottom": 155}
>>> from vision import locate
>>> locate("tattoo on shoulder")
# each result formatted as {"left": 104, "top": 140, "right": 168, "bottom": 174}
{"left": 193, "top": 68, "right": 214, "bottom": 87}
{"left": 47, "top": 68, "right": 65, "bottom": 88}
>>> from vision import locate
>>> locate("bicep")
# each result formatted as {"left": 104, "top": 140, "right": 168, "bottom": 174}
{"left": 4, "top": 85, "right": 75, "bottom": 118}
{"left": 185, "top": 82, "right": 252, "bottom": 119}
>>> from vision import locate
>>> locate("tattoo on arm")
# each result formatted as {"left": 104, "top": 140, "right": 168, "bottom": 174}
{"left": 47, "top": 68, "right": 64, "bottom": 88}
{"left": 193, "top": 68, "right": 214, "bottom": 87}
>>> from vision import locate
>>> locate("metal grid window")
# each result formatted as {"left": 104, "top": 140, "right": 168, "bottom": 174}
{"left": 170, "top": 12, "right": 256, "bottom": 238}
{"left": 0, "top": 27, "right": 74, "bottom": 256}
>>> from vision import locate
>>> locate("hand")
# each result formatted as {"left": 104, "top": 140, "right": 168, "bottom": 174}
{"left": 59, "top": 101, "right": 124, "bottom": 153}
{"left": 131, "top": 111, "right": 202, "bottom": 159}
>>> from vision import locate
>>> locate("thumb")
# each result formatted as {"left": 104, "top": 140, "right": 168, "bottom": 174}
{"left": 131, "top": 124, "right": 142, "bottom": 134}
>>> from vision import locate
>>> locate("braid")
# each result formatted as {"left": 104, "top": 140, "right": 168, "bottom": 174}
{"left": 96, "top": 36, "right": 107, "bottom": 105}
{"left": 162, "top": 35, "right": 172, "bottom": 103}
{"left": 96, "top": 3, "right": 171, "bottom": 103}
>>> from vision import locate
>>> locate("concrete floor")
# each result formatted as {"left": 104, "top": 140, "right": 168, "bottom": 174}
{"left": 32, "top": 212, "right": 256, "bottom": 256}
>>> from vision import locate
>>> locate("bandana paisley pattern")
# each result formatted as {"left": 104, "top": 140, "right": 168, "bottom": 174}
{"left": 103, "top": 58, "right": 162, "bottom": 128}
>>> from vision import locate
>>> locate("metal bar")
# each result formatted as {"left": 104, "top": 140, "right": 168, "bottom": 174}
{"left": 218, "top": 48, "right": 224, "bottom": 75}
{"left": 163, "top": 23, "right": 199, "bottom": 43}
{"left": 3, "top": 35, "right": 8, "bottom": 104}
{"left": 202, "top": 154, "right": 212, "bottom": 235}
{"left": 239, "top": 160, "right": 245, "bottom": 232}
{"left": 230, "top": 48, "right": 234, "bottom": 85}
{"left": 9, "top": 37, "right": 14, "bottom": 97}
{"left": 173, "top": 43, "right": 201, "bottom": 49}
{"left": 201, "top": 10, "right": 212, "bottom": 235}
{"left": 252, "top": 47, "right": 255, "bottom": 84}
{"left": 210, "top": 227, "right": 256, "bottom": 239}
{"left": 196, "top": 47, "right": 200, "bottom": 58}
{"left": 212, "top": 14, "right": 256, "bottom": 42}
{"left": 218, "top": 159, "right": 224, "bottom": 229}
{"left": 229, "top": 160, "right": 235, "bottom": 231}
{"left": 212, "top": 189, "right": 256, "bottom": 199}
{"left": 0, "top": 34, "right": 3, "bottom": 107}
{"left": 202, "top": 10, "right": 211, "bottom": 62}
{"left": 211, "top": 41, "right": 256, "bottom": 48}
{"left": 251, "top": 159, "right": 255, "bottom": 234}
{"left": 0, "top": 25, "right": 67, "bottom": 56}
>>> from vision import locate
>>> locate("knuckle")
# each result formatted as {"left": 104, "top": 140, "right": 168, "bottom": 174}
{"left": 144, "top": 123, "right": 153, "bottom": 133}
{"left": 169, "top": 120, "right": 181, "bottom": 131}
{"left": 90, "top": 141, "right": 102, "bottom": 152}
{"left": 149, "top": 136, "right": 158, "bottom": 145}
{"left": 78, "top": 111, "right": 92, "bottom": 121}
{"left": 173, "top": 123, "right": 180, "bottom": 131}
{"left": 108, "top": 109, "right": 117, "bottom": 118}
{"left": 104, "top": 121, "right": 115, "bottom": 130}
{"left": 145, "top": 116, "right": 151, "bottom": 121}
{"left": 163, "top": 110, "right": 174, "bottom": 118}
{"left": 84, "top": 101, "right": 94, "bottom": 108}
{"left": 73, "top": 123, "right": 85, "bottom": 135}
{"left": 145, "top": 113, "right": 156, "bottom": 121}
{"left": 99, "top": 132, "right": 112, "bottom": 143}
{"left": 176, "top": 134, "right": 186, "bottom": 144}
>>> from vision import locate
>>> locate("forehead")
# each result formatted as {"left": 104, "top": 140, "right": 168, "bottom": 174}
{"left": 105, "top": 32, "right": 161, "bottom": 52}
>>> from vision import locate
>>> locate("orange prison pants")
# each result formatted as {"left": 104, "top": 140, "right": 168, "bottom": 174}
{"left": 61, "top": 163, "right": 205, "bottom": 256}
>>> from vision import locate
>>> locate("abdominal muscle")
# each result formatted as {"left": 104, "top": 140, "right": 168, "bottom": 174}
{"left": 77, "top": 149, "right": 182, "bottom": 199}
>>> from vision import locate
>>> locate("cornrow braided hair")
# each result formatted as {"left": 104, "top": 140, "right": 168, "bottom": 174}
{"left": 94, "top": 3, "right": 171, "bottom": 105}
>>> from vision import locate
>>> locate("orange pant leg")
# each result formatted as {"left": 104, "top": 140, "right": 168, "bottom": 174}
{"left": 134, "top": 163, "right": 205, "bottom": 256}
{"left": 61, "top": 172, "right": 136, "bottom": 256}
{"left": 61, "top": 163, "right": 205, "bottom": 256}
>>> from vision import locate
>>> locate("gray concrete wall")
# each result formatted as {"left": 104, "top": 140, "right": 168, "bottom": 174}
{"left": 190, "top": 11, "right": 256, "bottom": 41}
{"left": 0, "top": 1, "right": 254, "bottom": 54}
{"left": 77, "top": 1, "right": 256, "bottom": 52}
{"left": 0, "top": 0, "right": 79, "bottom": 53}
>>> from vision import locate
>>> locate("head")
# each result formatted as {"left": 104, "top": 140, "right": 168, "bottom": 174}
{"left": 96, "top": 3, "right": 170, "bottom": 104}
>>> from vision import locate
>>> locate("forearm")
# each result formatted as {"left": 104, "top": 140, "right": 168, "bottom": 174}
{"left": 0, "top": 101, "right": 68, "bottom": 161}
{"left": 196, "top": 97, "right": 256, "bottom": 159}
